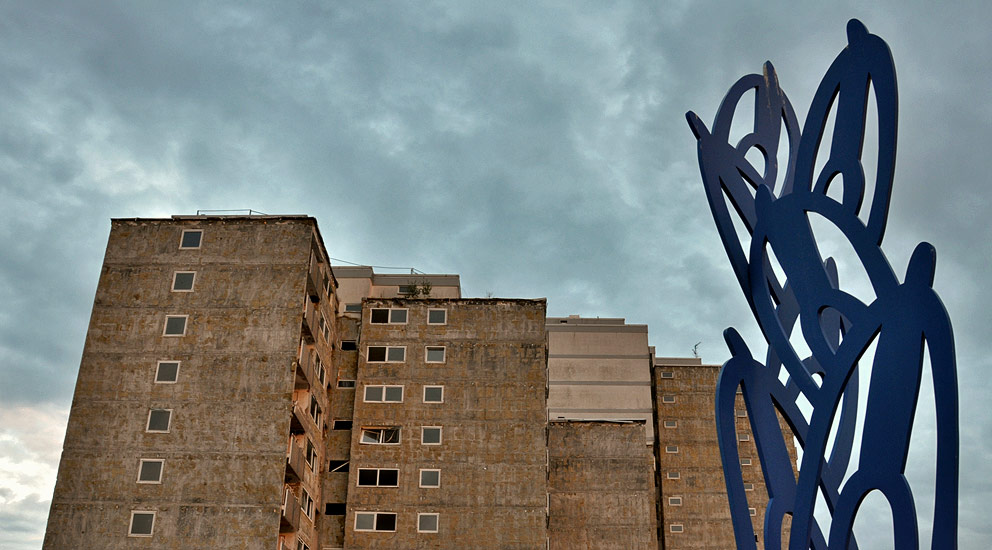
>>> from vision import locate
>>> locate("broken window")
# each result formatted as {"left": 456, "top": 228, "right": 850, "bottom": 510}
{"left": 360, "top": 427, "right": 401, "bottom": 445}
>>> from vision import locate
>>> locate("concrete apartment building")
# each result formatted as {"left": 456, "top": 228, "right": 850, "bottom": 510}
{"left": 44, "top": 214, "right": 790, "bottom": 549}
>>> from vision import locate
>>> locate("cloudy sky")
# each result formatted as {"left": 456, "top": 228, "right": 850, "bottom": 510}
{"left": 1, "top": 1, "right": 989, "bottom": 548}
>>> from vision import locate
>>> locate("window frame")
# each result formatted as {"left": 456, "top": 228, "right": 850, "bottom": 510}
{"left": 419, "top": 469, "right": 441, "bottom": 488}
{"left": 162, "top": 315, "right": 188, "bottom": 337}
{"left": 308, "top": 395, "right": 322, "bottom": 426}
{"left": 741, "top": 458, "right": 753, "bottom": 466}
{"left": 343, "top": 303, "right": 362, "bottom": 314}
{"left": 423, "top": 385, "right": 444, "bottom": 403}
{"left": 670, "top": 524, "right": 684, "bottom": 533}
{"left": 171, "top": 271, "right": 196, "bottom": 292}
{"left": 661, "top": 395, "right": 676, "bottom": 404}
{"left": 427, "top": 309, "right": 447, "bottom": 325}
{"left": 179, "top": 229, "right": 202, "bottom": 249}
{"left": 363, "top": 385, "right": 404, "bottom": 403}
{"left": 146, "top": 409, "right": 173, "bottom": 433}
{"left": 154, "top": 361, "right": 180, "bottom": 384}
{"left": 421, "top": 426, "right": 442, "bottom": 446}
{"left": 667, "top": 471, "right": 680, "bottom": 479}
{"left": 744, "top": 482, "right": 755, "bottom": 491}
{"left": 301, "top": 488, "right": 314, "bottom": 519}
{"left": 417, "top": 512, "right": 439, "bottom": 533}
{"left": 369, "top": 308, "right": 408, "bottom": 325}
{"left": 136, "top": 459, "right": 164, "bottom": 484}
{"left": 128, "top": 510, "right": 156, "bottom": 537}
{"left": 366, "top": 346, "right": 406, "bottom": 363}
{"left": 305, "top": 438, "right": 317, "bottom": 471}
{"left": 356, "top": 468, "right": 400, "bottom": 487}
{"left": 749, "top": 507, "right": 757, "bottom": 516}
{"left": 739, "top": 433, "right": 751, "bottom": 442}
{"left": 337, "top": 379, "right": 356, "bottom": 389}
{"left": 359, "top": 427, "right": 401, "bottom": 445}
{"left": 354, "top": 511, "right": 397, "bottom": 532}
{"left": 332, "top": 420, "right": 353, "bottom": 430}
{"left": 663, "top": 420, "right": 677, "bottom": 429}
{"left": 425, "top": 346, "right": 446, "bottom": 364}
{"left": 665, "top": 445, "right": 678, "bottom": 454}
{"left": 314, "top": 357, "right": 326, "bottom": 386}
{"left": 668, "top": 496, "right": 682, "bottom": 506}
{"left": 659, "top": 371, "right": 674, "bottom": 379}
{"left": 328, "top": 460, "right": 349, "bottom": 473}
{"left": 340, "top": 340, "right": 358, "bottom": 351}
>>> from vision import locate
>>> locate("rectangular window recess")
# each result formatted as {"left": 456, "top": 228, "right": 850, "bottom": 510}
{"left": 340, "top": 340, "right": 357, "bottom": 351}
{"left": 337, "top": 379, "right": 356, "bottom": 389}
{"left": 670, "top": 524, "right": 684, "bottom": 533}
{"left": 128, "top": 511, "right": 156, "bottom": 537}
{"left": 665, "top": 445, "right": 678, "bottom": 454}
{"left": 332, "top": 420, "right": 353, "bottom": 430}
{"left": 344, "top": 303, "right": 362, "bottom": 313}
{"left": 749, "top": 507, "right": 757, "bottom": 516}
{"left": 663, "top": 420, "right": 677, "bottom": 429}
{"left": 357, "top": 468, "right": 399, "bottom": 487}
{"left": 360, "top": 427, "right": 401, "bottom": 445}
{"left": 328, "top": 460, "right": 349, "bottom": 473}
{"left": 741, "top": 458, "right": 753, "bottom": 466}
{"left": 146, "top": 409, "right": 172, "bottom": 433}
{"left": 427, "top": 309, "right": 447, "bottom": 325}
{"left": 369, "top": 308, "right": 407, "bottom": 324}
{"left": 163, "top": 315, "right": 188, "bottom": 336}
{"left": 325, "top": 503, "right": 346, "bottom": 515}
{"left": 423, "top": 386, "right": 444, "bottom": 403}
{"left": 418, "top": 513, "right": 439, "bottom": 533}
{"left": 179, "top": 229, "right": 202, "bottom": 249}
{"left": 155, "top": 361, "right": 180, "bottom": 384}
{"left": 419, "top": 469, "right": 441, "bottom": 488}
{"left": 301, "top": 489, "right": 314, "bottom": 519}
{"left": 354, "top": 511, "right": 397, "bottom": 532}
{"left": 739, "top": 433, "right": 751, "bottom": 441}
{"left": 425, "top": 346, "right": 445, "bottom": 363}
{"left": 667, "top": 471, "right": 681, "bottom": 479}
{"left": 660, "top": 371, "right": 674, "bottom": 379}
{"left": 668, "top": 496, "right": 682, "bottom": 506}
{"left": 363, "top": 385, "right": 403, "bottom": 403}
{"left": 137, "top": 459, "right": 164, "bottom": 483}
{"left": 661, "top": 395, "right": 675, "bottom": 403}
{"left": 421, "top": 426, "right": 442, "bottom": 445}
{"left": 744, "top": 483, "right": 755, "bottom": 491}
{"left": 736, "top": 409, "right": 748, "bottom": 417}
{"left": 171, "top": 271, "right": 195, "bottom": 292}
{"left": 367, "top": 346, "right": 405, "bottom": 363}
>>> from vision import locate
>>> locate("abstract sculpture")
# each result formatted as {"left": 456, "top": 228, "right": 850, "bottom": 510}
{"left": 687, "top": 20, "right": 958, "bottom": 549}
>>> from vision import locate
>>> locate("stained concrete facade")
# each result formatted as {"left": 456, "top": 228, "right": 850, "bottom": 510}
{"left": 548, "top": 421, "right": 658, "bottom": 550}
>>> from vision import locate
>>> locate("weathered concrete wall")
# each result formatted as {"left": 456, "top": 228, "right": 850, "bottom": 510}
{"left": 548, "top": 421, "right": 658, "bottom": 550}
{"left": 43, "top": 217, "right": 325, "bottom": 550}
{"left": 344, "top": 298, "right": 548, "bottom": 550}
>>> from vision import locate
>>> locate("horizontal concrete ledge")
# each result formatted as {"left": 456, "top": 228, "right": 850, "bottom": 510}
{"left": 548, "top": 408, "right": 654, "bottom": 414}
{"left": 545, "top": 324, "right": 648, "bottom": 333}
{"left": 548, "top": 354, "right": 651, "bottom": 359}
{"left": 548, "top": 381, "right": 651, "bottom": 386}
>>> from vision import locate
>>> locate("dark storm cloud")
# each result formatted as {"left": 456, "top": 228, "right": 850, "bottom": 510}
{"left": 0, "top": 1, "right": 989, "bottom": 547}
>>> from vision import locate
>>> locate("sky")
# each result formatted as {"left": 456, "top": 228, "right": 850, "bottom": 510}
{"left": 0, "top": 1, "right": 989, "bottom": 548}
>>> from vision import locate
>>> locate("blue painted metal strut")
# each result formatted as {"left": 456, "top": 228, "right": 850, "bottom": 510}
{"left": 687, "top": 19, "right": 958, "bottom": 550}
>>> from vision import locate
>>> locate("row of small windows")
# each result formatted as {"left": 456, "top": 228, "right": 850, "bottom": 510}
{"left": 354, "top": 512, "right": 439, "bottom": 533}
{"left": 358, "top": 426, "right": 442, "bottom": 445}
{"left": 363, "top": 385, "right": 444, "bottom": 404}
{"left": 366, "top": 345, "right": 446, "bottom": 363}
{"left": 367, "top": 307, "right": 447, "bottom": 325}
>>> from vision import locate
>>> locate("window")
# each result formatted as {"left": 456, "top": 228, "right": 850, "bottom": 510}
{"left": 741, "top": 458, "right": 752, "bottom": 466}
{"left": 668, "top": 496, "right": 682, "bottom": 506}
{"left": 325, "top": 503, "right": 346, "bottom": 515}
{"left": 137, "top": 459, "right": 164, "bottom": 484}
{"left": 354, "top": 511, "right": 397, "bottom": 532}
{"left": 418, "top": 513, "right": 439, "bottom": 533}
{"left": 171, "top": 271, "right": 195, "bottom": 292}
{"left": 662, "top": 395, "right": 675, "bottom": 404}
{"left": 423, "top": 386, "right": 444, "bottom": 403}
{"left": 155, "top": 361, "right": 180, "bottom": 384}
{"left": 179, "top": 229, "right": 202, "bottom": 249}
{"left": 163, "top": 315, "right": 188, "bottom": 336}
{"left": 744, "top": 483, "right": 755, "bottom": 491}
{"left": 329, "top": 460, "right": 349, "bottom": 473}
{"left": 340, "top": 340, "right": 357, "bottom": 351}
{"left": 146, "top": 409, "right": 172, "bottom": 433}
{"left": 739, "top": 433, "right": 750, "bottom": 442}
{"left": 425, "top": 346, "right": 445, "bottom": 363}
{"left": 367, "top": 346, "right": 405, "bottom": 363}
{"left": 308, "top": 396, "right": 322, "bottom": 426}
{"left": 667, "top": 471, "right": 680, "bottom": 479}
{"left": 427, "top": 309, "right": 447, "bottom": 325}
{"left": 419, "top": 469, "right": 440, "bottom": 488}
{"left": 357, "top": 468, "right": 399, "bottom": 487}
{"left": 670, "top": 524, "right": 684, "bottom": 533}
{"left": 344, "top": 303, "right": 362, "bottom": 313}
{"left": 364, "top": 385, "right": 403, "bottom": 403}
{"left": 736, "top": 409, "right": 747, "bottom": 417}
{"left": 128, "top": 511, "right": 156, "bottom": 536}
{"left": 660, "top": 371, "right": 674, "bottom": 379}
{"left": 421, "top": 426, "right": 442, "bottom": 445}
{"left": 305, "top": 439, "right": 317, "bottom": 470}
{"left": 314, "top": 357, "right": 326, "bottom": 385}
{"left": 398, "top": 284, "right": 416, "bottom": 295}
{"left": 301, "top": 489, "right": 314, "bottom": 519}
{"left": 663, "top": 420, "right": 677, "bottom": 429}
{"left": 332, "top": 420, "right": 353, "bottom": 430}
{"left": 749, "top": 507, "right": 757, "bottom": 516}
{"left": 665, "top": 445, "right": 678, "bottom": 454}
{"left": 337, "top": 379, "right": 356, "bottom": 389}
{"left": 369, "top": 308, "right": 407, "bottom": 324}
{"left": 297, "top": 542, "right": 309, "bottom": 550}
{"left": 360, "top": 427, "right": 401, "bottom": 445}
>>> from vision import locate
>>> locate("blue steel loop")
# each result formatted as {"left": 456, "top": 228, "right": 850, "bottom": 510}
{"left": 687, "top": 19, "right": 959, "bottom": 550}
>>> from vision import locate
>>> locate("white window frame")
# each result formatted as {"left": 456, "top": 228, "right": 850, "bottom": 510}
{"left": 136, "top": 459, "right": 164, "bottom": 484}
{"left": 670, "top": 524, "right": 684, "bottom": 533}
{"left": 668, "top": 496, "right": 682, "bottom": 506}
{"left": 154, "top": 361, "right": 180, "bottom": 384}
{"left": 419, "top": 469, "right": 441, "bottom": 488}
{"left": 423, "top": 385, "right": 444, "bottom": 403}
{"left": 741, "top": 458, "right": 753, "bottom": 466}
{"left": 354, "top": 511, "right": 397, "bottom": 532}
{"left": 314, "top": 357, "right": 326, "bottom": 386}
{"left": 163, "top": 315, "right": 188, "bottom": 337}
{"left": 427, "top": 309, "right": 447, "bottom": 325}
{"left": 744, "top": 482, "right": 755, "bottom": 491}
{"left": 661, "top": 395, "right": 675, "bottom": 404}
{"left": 308, "top": 395, "right": 322, "bottom": 426}
{"left": 665, "top": 445, "right": 678, "bottom": 454}
{"left": 305, "top": 438, "right": 317, "bottom": 471}
{"left": 171, "top": 271, "right": 196, "bottom": 292}
{"left": 359, "top": 427, "right": 401, "bottom": 445}
{"left": 301, "top": 488, "right": 314, "bottom": 519}
{"left": 739, "top": 433, "right": 750, "bottom": 442}
{"left": 146, "top": 409, "right": 172, "bottom": 433}
{"left": 343, "top": 303, "right": 362, "bottom": 314}
{"left": 366, "top": 346, "right": 406, "bottom": 363}
{"left": 663, "top": 420, "right": 677, "bottom": 429}
{"left": 363, "top": 385, "right": 404, "bottom": 403}
{"left": 425, "top": 346, "right": 446, "bottom": 363}
{"left": 369, "top": 308, "right": 408, "bottom": 325}
{"left": 297, "top": 541, "right": 310, "bottom": 550}
{"left": 660, "top": 371, "right": 674, "bottom": 379}
{"left": 179, "top": 229, "right": 202, "bottom": 249}
{"left": 337, "top": 379, "right": 356, "bottom": 389}
{"left": 417, "top": 512, "right": 439, "bottom": 533}
{"left": 356, "top": 468, "right": 400, "bottom": 487}
{"left": 128, "top": 510, "right": 156, "bottom": 537}
{"left": 421, "top": 426, "right": 442, "bottom": 446}
{"left": 736, "top": 409, "right": 748, "bottom": 417}
{"left": 667, "top": 471, "right": 680, "bottom": 479}
{"left": 749, "top": 507, "right": 757, "bottom": 516}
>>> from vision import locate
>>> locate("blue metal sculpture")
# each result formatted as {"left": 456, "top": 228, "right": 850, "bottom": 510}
{"left": 687, "top": 20, "right": 958, "bottom": 549}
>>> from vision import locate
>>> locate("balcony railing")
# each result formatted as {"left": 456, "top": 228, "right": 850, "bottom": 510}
{"left": 285, "top": 441, "right": 304, "bottom": 483}
{"left": 279, "top": 487, "right": 301, "bottom": 533}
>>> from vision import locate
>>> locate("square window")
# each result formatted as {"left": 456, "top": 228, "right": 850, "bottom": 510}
{"left": 137, "top": 459, "right": 163, "bottom": 483}
{"left": 663, "top": 420, "right": 677, "bottom": 429}
{"left": 662, "top": 395, "right": 675, "bottom": 404}
{"left": 129, "top": 511, "right": 156, "bottom": 536}
{"left": 427, "top": 309, "right": 447, "bottom": 325}
{"left": 668, "top": 496, "right": 682, "bottom": 506}
{"left": 146, "top": 409, "right": 172, "bottom": 433}
{"left": 660, "top": 371, "right": 674, "bottom": 379}
{"left": 386, "top": 347, "right": 406, "bottom": 362}
{"left": 360, "top": 427, "right": 401, "bottom": 445}
{"left": 425, "top": 346, "right": 445, "bottom": 363}
{"left": 340, "top": 340, "right": 357, "bottom": 351}
{"left": 364, "top": 386, "right": 383, "bottom": 402}
{"left": 667, "top": 471, "right": 680, "bottom": 479}
{"left": 418, "top": 513, "right": 439, "bottom": 533}
{"left": 423, "top": 386, "right": 444, "bottom": 403}
{"left": 344, "top": 303, "right": 362, "bottom": 313}
{"left": 749, "top": 507, "right": 757, "bottom": 516}
{"left": 171, "top": 271, "right": 195, "bottom": 292}
{"left": 155, "top": 361, "right": 180, "bottom": 384}
{"left": 355, "top": 512, "right": 397, "bottom": 532}
{"left": 419, "top": 469, "right": 440, "bottom": 488}
{"left": 670, "top": 524, "right": 684, "bottom": 533}
{"left": 389, "top": 309, "right": 407, "bottom": 323}
{"left": 665, "top": 445, "right": 678, "bottom": 454}
{"left": 355, "top": 512, "right": 375, "bottom": 531}
{"left": 421, "top": 426, "right": 442, "bottom": 445}
{"left": 333, "top": 420, "right": 353, "bottom": 430}
{"left": 744, "top": 483, "right": 755, "bottom": 491}
{"left": 179, "top": 229, "right": 202, "bottom": 249}
{"left": 329, "top": 460, "right": 349, "bottom": 473}
{"left": 383, "top": 386, "right": 403, "bottom": 402}
{"left": 163, "top": 315, "right": 188, "bottom": 336}
{"left": 337, "top": 379, "right": 356, "bottom": 389}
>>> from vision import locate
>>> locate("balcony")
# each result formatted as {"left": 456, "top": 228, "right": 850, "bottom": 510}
{"left": 285, "top": 441, "right": 304, "bottom": 483}
{"left": 294, "top": 346, "right": 314, "bottom": 391}
{"left": 306, "top": 259, "right": 324, "bottom": 303}
{"left": 290, "top": 404, "right": 307, "bottom": 435}
{"left": 279, "top": 487, "right": 301, "bottom": 533}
